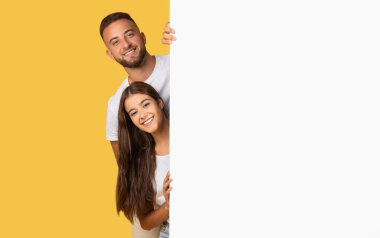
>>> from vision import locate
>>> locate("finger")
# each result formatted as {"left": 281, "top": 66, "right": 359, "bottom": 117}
{"left": 164, "top": 24, "right": 176, "bottom": 34}
{"left": 163, "top": 178, "right": 169, "bottom": 189}
{"left": 164, "top": 21, "right": 170, "bottom": 29}
{"left": 163, "top": 35, "right": 176, "bottom": 42}
{"left": 165, "top": 178, "right": 173, "bottom": 185}
{"left": 165, "top": 187, "right": 173, "bottom": 196}
{"left": 164, "top": 26, "right": 175, "bottom": 34}
{"left": 161, "top": 39, "right": 172, "bottom": 45}
{"left": 165, "top": 187, "right": 173, "bottom": 197}
{"left": 163, "top": 32, "right": 176, "bottom": 41}
{"left": 162, "top": 33, "right": 176, "bottom": 41}
{"left": 164, "top": 171, "right": 170, "bottom": 181}
{"left": 164, "top": 179, "right": 172, "bottom": 190}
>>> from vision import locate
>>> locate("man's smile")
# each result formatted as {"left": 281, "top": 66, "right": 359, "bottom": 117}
{"left": 123, "top": 47, "right": 136, "bottom": 56}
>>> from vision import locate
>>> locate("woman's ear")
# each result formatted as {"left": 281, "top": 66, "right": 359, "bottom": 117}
{"left": 159, "top": 99, "right": 164, "bottom": 109}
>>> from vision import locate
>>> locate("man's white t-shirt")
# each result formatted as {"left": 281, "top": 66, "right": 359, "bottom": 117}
{"left": 106, "top": 55, "right": 170, "bottom": 141}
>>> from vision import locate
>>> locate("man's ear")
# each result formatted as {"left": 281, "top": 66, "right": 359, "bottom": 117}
{"left": 106, "top": 49, "right": 115, "bottom": 60}
{"left": 141, "top": 32, "right": 147, "bottom": 44}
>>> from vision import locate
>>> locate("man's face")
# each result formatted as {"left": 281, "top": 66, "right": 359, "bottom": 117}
{"left": 103, "top": 19, "right": 147, "bottom": 68}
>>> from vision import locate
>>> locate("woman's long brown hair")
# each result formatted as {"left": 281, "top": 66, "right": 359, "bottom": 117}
{"left": 116, "top": 81, "right": 168, "bottom": 222}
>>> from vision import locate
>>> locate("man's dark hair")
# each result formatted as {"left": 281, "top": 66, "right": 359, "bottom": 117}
{"left": 100, "top": 12, "right": 137, "bottom": 38}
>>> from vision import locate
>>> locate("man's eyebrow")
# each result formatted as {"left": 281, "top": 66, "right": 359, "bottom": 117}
{"left": 108, "top": 29, "right": 134, "bottom": 44}
{"left": 125, "top": 29, "right": 134, "bottom": 34}
{"left": 109, "top": 36, "right": 118, "bottom": 45}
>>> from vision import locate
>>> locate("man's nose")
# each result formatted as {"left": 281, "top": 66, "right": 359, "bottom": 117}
{"left": 120, "top": 37, "right": 130, "bottom": 49}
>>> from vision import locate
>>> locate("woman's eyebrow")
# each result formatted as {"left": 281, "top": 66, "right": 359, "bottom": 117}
{"left": 127, "top": 98, "right": 151, "bottom": 114}
{"left": 139, "top": 99, "right": 151, "bottom": 105}
{"left": 128, "top": 108, "right": 136, "bottom": 114}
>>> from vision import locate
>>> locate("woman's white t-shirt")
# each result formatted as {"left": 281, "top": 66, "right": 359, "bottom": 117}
{"left": 154, "top": 154, "right": 170, "bottom": 207}
{"left": 132, "top": 154, "right": 170, "bottom": 238}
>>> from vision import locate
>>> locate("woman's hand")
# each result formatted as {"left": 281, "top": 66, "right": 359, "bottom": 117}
{"left": 163, "top": 171, "right": 173, "bottom": 209}
{"left": 138, "top": 171, "right": 172, "bottom": 230}
{"left": 162, "top": 22, "right": 176, "bottom": 45}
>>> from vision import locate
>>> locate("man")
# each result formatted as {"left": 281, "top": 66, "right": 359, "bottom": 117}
{"left": 100, "top": 12, "right": 174, "bottom": 238}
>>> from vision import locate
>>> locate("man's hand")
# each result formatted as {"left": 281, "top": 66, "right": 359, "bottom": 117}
{"left": 162, "top": 22, "right": 176, "bottom": 45}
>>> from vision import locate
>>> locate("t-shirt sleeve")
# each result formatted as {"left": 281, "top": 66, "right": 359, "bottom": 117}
{"left": 106, "top": 98, "right": 118, "bottom": 141}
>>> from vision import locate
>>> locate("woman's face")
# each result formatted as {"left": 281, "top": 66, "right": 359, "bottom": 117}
{"left": 124, "top": 93, "right": 165, "bottom": 134}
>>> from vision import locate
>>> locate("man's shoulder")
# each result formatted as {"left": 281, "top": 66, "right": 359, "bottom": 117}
{"left": 154, "top": 54, "right": 170, "bottom": 76}
{"left": 156, "top": 54, "right": 170, "bottom": 65}
{"left": 157, "top": 54, "right": 169, "bottom": 60}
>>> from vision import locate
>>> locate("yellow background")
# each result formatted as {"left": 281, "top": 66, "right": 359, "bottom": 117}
{"left": 0, "top": 1, "right": 169, "bottom": 237}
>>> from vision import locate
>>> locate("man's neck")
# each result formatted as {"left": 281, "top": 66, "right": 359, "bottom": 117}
{"left": 125, "top": 53, "right": 156, "bottom": 83}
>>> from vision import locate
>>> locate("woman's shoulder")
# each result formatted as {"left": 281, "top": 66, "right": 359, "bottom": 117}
{"left": 156, "top": 154, "right": 170, "bottom": 159}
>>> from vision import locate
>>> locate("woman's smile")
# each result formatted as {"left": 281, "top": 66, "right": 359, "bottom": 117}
{"left": 142, "top": 116, "right": 154, "bottom": 125}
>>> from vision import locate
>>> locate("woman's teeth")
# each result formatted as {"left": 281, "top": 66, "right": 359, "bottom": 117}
{"left": 143, "top": 117, "right": 153, "bottom": 125}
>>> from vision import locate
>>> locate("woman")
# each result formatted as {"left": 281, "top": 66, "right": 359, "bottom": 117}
{"left": 117, "top": 81, "right": 171, "bottom": 238}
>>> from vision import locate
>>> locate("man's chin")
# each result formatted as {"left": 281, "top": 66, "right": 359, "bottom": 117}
{"left": 118, "top": 59, "right": 143, "bottom": 68}
{"left": 115, "top": 48, "right": 147, "bottom": 68}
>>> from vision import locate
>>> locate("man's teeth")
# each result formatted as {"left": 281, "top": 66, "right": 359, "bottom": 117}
{"left": 124, "top": 49, "right": 135, "bottom": 56}
{"left": 143, "top": 117, "right": 153, "bottom": 125}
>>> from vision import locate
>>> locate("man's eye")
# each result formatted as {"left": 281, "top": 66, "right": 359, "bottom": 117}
{"left": 112, "top": 40, "right": 119, "bottom": 46}
{"left": 127, "top": 32, "right": 134, "bottom": 38}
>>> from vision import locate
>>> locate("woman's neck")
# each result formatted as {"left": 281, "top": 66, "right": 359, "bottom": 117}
{"left": 152, "top": 118, "right": 169, "bottom": 156}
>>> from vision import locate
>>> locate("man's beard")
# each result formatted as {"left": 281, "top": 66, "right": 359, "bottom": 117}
{"left": 115, "top": 46, "right": 147, "bottom": 68}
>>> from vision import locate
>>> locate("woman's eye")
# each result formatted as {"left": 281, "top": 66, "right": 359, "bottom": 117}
{"left": 130, "top": 111, "right": 137, "bottom": 117}
{"left": 143, "top": 102, "right": 150, "bottom": 108}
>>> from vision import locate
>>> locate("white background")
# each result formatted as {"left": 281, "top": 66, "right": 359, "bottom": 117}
{"left": 170, "top": 1, "right": 380, "bottom": 237}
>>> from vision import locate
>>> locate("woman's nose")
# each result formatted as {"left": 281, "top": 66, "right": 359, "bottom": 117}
{"left": 140, "top": 111, "right": 148, "bottom": 120}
